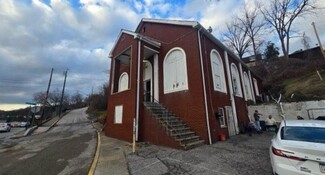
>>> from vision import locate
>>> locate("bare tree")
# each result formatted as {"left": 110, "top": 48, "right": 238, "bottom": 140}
{"left": 261, "top": 0, "right": 317, "bottom": 59}
{"left": 237, "top": 3, "right": 266, "bottom": 57}
{"left": 71, "top": 91, "right": 83, "bottom": 106}
{"left": 223, "top": 19, "right": 251, "bottom": 59}
{"left": 33, "top": 91, "right": 47, "bottom": 104}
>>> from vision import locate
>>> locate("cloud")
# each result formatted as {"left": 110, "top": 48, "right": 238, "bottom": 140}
{"left": 0, "top": 0, "right": 324, "bottom": 110}
{"left": 0, "top": 0, "right": 131, "bottom": 107}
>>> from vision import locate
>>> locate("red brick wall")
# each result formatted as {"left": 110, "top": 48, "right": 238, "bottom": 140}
{"left": 105, "top": 33, "right": 140, "bottom": 142}
{"left": 200, "top": 35, "right": 232, "bottom": 142}
{"left": 138, "top": 23, "right": 209, "bottom": 143}
{"left": 139, "top": 107, "right": 182, "bottom": 149}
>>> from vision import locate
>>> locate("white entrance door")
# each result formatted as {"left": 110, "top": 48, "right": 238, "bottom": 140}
{"left": 225, "top": 106, "right": 236, "bottom": 136}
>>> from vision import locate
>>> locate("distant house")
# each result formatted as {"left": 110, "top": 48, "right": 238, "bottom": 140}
{"left": 289, "top": 46, "right": 324, "bottom": 60}
{"left": 105, "top": 18, "right": 263, "bottom": 150}
{"left": 242, "top": 54, "right": 263, "bottom": 68}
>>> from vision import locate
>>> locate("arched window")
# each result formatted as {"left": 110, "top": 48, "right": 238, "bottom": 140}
{"left": 118, "top": 72, "right": 129, "bottom": 92}
{"left": 231, "top": 64, "right": 242, "bottom": 97}
{"left": 243, "top": 72, "right": 252, "bottom": 100}
{"left": 163, "top": 47, "right": 188, "bottom": 93}
{"left": 253, "top": 78, "right": 260, "bottom": 96}
{"left": 210, "top": 50, "right": 227, "bottom": 93}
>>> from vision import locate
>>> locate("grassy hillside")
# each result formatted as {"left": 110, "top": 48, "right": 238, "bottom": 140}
{"left": 251, "top": 57, "right": 325, "bottom": 102}
{"left": 282, "top": 70, "right": 325, "bottom": 101}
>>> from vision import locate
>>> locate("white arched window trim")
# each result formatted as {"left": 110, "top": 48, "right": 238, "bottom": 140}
{"left": 118, "top": 72, "right": 129, "bottom": 92}
{"left": 243, "top": 72, "right": 253, "bottom": 100}
{"left": 231, "top": 63, "right": 243, "bottom": 97}
{"left": 163, "top": 47, "right": 188, "bottom": 94}
{"left": 210, "top": 49, "right": 227, "bottom": 93}
{"left": 253, "top": 78, "right": 260, "bottom": 96}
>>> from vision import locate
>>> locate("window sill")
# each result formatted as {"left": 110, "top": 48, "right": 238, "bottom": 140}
{"left": 164, "top": 87, "right": 188, "bottom": 94}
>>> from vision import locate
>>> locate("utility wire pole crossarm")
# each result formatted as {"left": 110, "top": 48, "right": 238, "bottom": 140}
{"left": 312, "top": 22, "right": 325, "bottom": 60}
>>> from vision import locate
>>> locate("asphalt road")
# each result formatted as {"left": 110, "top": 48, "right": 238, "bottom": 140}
{"left": 0, "top": 127, "right": 24, "bottom": 139}
{"left": 0, "top": 107, "right": 96, "bottom": 175}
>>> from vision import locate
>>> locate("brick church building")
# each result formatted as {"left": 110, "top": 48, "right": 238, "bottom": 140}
{"left": 105, "top": 18, "right": 263, "bottom": 149}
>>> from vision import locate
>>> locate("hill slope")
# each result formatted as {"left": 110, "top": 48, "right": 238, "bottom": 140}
{"left": 251, "top": 57, "right": 325, "bottom": 102}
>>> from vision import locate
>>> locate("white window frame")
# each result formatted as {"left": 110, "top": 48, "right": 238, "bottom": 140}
{"left": 218, "top": 107, "right": 226, "bottom": 128}
{"left": 231, "top": 63, "right": 243, "bottom": 97}
{"left": 118, "top": 72, "right": 129, "bottom": 92}
{"left": 243, "top": 72, "right": 252, "bottom": 100}
{"left": 210, "top": 50, "right": 227, "bottom": 93}
{"left": 253, "top": 78, "right": 260, "bottom": 96}
{"left": 114, "top": 105, "right": 123, "bottom": 124}
{"left": 163, "top": 47, "right": 188, "bottom": 94}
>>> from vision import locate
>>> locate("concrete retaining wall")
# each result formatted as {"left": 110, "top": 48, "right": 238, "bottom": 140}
{"left": 248, "top": 100, "right": 325, "bottom": 122}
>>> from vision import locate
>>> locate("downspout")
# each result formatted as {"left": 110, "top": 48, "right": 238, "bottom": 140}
{"left": 248, "top": 71, "right": 256, "bottom": 103}
{"left": 135, "top": 39, "right": 141, "bottom": 141}
{"left": 224, "top": 51, "right": 239, "bottom": 134}
{"left": 198, "top": 28, "right": 212, "bottom": 144}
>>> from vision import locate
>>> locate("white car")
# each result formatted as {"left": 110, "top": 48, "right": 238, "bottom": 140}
{"left": 0, "top": 123, "right": 11, "bottom": 132}
{"left": 270, "top": 120, "right": 325, "bottom": 175}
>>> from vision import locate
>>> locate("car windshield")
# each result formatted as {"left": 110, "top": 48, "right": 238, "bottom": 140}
{"left": 281, "top": 126, "right": 325, "bottom": 144}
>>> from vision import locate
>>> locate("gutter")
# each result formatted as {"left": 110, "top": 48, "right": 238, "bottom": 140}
{"left": 197, "top": 28, "right": 212, "bottom": 144}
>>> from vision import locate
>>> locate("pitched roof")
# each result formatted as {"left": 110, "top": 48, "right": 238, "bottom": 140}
{"left": 135, "top": 18, "right": 250, "bottom": 69}
{"left": 109, "top": 29, "right": 161, "bottom": 58}
{"left": 135, "top": 18, "right": 199, "bottom": 32}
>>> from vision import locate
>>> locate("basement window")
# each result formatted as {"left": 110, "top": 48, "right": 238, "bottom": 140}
{"left": 114, "top": 105, "right": 123, "bottom": 124}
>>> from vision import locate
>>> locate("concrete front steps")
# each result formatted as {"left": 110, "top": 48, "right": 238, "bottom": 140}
{"left": 144, "top": 102, "right": 205, "bottom": 150}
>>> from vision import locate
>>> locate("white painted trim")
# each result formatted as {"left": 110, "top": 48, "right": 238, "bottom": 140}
{"left": 109, "top": 30, "right": 160, "bottom": 57}
{"left": 224, "top": 51, "right": 239, "bottom": 134}
{"left": 114, "top": 105, "right": 123, "bottom": 124}
{"left": 118, "top": 72, "right": 129, "bottom": 92}
{"left": 144, "top": 46, "right": 159, "bottom": 53}
{"left": 248, "top": 71, "right": 256, "bottom": 103}
{"left": 210, "top": 49, "right": 227, "bottom": 94}
{"left": 143, "top": 61, "right": 153, "bottom": 99}
{"left": 243, "top": 72, "right": 253, "bottom": 100}
{"left": 253, "top": 78, "right": 260, "bottom": 96}
{"left": 138, "top": 18, "right": 198, "bottom": 31}
{"left": 230, "top": 63, "right": 243, "bottom": 98}
{"left": 154, "top": 54, "right": 159, "bottom": 101}
{"left": 135, "top": 40, "right": 141, "bottom": 141}
{"left": 239, "top": 63, "right": 246, "bottom": 100}
{"left": 163, "top": 47, "right": 189, "bottom": 94}
{"left": 198, "top": 30, "right": 212, "bottom": 144}
{"left": 110, "top": 59, "right": 115, "bottom": 94}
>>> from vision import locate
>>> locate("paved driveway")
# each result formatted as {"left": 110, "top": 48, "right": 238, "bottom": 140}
{"left": 127, "top": 132, "right": 274, "bottom": 175}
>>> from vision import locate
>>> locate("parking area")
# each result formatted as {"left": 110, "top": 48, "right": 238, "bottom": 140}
{"left": 127, "top": 132, "right": 274, "bottom": 175}
{"left": 0, "top": 127, "right": 24, "bottom": 139}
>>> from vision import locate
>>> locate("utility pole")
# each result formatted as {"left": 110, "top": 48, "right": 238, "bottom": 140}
{"left": 59, "top": 69, "right": 68, "bottom": 118}
{"left": 40, "top": 68, "right": 54, "bottom": 124}
{"left": 312, "top": 22, "right": 325, "bottom": 60}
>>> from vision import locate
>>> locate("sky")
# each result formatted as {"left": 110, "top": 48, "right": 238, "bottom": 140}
{"left": 1, "top": 0, "right": 325, "bottom": 111}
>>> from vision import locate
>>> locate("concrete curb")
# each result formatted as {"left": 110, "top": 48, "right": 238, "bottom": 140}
{"left": 88, "top": 131, "right": 101, "bottom": 175}
{"left": 10, "top": 126, "right": 38, "bottom": 139}
{"left": 24, "top": 126, "right": 38, "bottom": 136}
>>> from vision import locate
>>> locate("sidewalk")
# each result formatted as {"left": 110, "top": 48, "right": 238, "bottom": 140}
{"left": 10, "top": 116, "right": 61, "bottom": 139}
{"left": 32, "top": 116, "right": 60, "bottom": 135}
{"left": 90, "top": 122, "right": 132, "bottom": 175}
